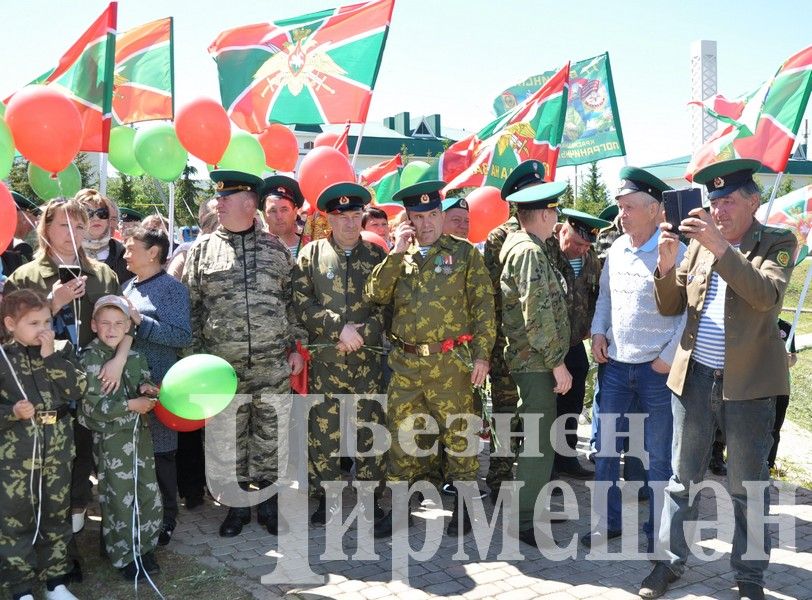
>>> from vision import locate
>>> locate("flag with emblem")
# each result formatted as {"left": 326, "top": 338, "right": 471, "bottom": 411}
{"left": 687, "top": 44, "right": 812, "bottom": 178}
{"left": 8, "top": 3, "right": 118, "bottom": 151}
{"left": 208, "top": 0, "right": 395, "bottom": 131}
{"left": 442, "top": 62, "right": 570, "bottom": 191}
{"left": 113, "top": 17, "right": 174, "bottom": 124}
{"left": 359, "top": 154, "right": 402, "bottom": 204}
{"left": 493, "top": 53, "right": 626, "bottom": 167}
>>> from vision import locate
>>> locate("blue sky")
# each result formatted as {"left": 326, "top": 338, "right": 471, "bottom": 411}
{"left": 2, "top": 0, "right": 812, "bottom": 187}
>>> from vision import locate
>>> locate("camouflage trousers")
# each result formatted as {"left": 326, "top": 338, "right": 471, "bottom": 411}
{"left": 233, "top": 373, "right": 291, "bottom": 487}
{"left": 93, "top": 419, "right": 162, "bottom": 569}
{"left": 0, "top": 420, "right": 75, "bottom": 595}
{"left": 308, "top": 360, "right": 386, "bottom": 496}
{"left": 387, "top": 348, "right": 479, "bottom": 486}
{"left": 486, "top": 363, "right": 521, "bottom": 490}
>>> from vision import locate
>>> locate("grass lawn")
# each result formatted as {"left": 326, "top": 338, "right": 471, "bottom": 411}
{"left": 784, "top": 258, "right": 812, "bottom": 433}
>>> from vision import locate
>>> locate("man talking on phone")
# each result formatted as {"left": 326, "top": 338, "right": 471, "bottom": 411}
{"left": 640, "top": 159, "right": 796, "bottom": 600}
{"left": 364, "top": 180, "right": 495, "bottom": 537}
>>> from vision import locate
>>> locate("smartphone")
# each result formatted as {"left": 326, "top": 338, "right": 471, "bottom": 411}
{"left": 662, "top": 188, "right": 703, "bottom": 234}
{"left": 58, "top": 265, "right": 83, "bottom": 284}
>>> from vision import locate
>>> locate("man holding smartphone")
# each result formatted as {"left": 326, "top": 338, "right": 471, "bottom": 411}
{"left": 641, "top": 159, "right": 796, "bottom": 600}
{"left": 364, "top": 180, "right": 495, "bottom": 537}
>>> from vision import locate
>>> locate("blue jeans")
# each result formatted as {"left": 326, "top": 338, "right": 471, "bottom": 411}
{"left": 590, "top": 362, "right": 648, "bottom": 483}
{"left": 658, "top": 360, "right": 775, "bottom": 586}
{"left": 594, "top": 358, "right": 673, "bottom": 538}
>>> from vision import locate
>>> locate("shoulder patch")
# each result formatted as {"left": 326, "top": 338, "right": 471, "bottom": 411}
{"left": 776, "top": 250, "right": 791, "bottom": 268}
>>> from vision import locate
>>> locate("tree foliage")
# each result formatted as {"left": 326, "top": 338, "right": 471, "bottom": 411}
{"left": 574, "top": 162, "right": 610, "bottom": 216}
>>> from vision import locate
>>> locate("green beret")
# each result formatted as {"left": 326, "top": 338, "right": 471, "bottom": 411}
{"left": 441, "top": 196, "right": 468, "bottom": 212}
{"left": 693, "top": 158, "right": 761, "bottom": 200}
{"left": 506, "top": 180, "right": 568, "bottom": 210}
{"left": 316, "top": 182, "right": 370, "bottom": 213}
{"left": 261, "top": 175, "right": 304, "bottom": 208}
{"left": 12, "top": 191, "right": 40, "bottom": 214}
{"left": 210, "top": 169, "right": 263, "bottom": 197}
{"left": 561, "top": 208, "right": 612, "bottom": 243}
{"left": 392, "top": 180, "right": 445, "bottom": 212}
{"left": 616, "top": 166, "right": 672, "bottom": 201}
{"left": 119, "top": 207, "right": 145, "bottom": 223}
{"left": 500, "top": 159, "right": 546, "bottom": 200}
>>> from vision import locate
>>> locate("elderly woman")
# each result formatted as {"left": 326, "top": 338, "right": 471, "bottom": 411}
{"left": 74, "top": 188, "right": 132, "bottom": 284}
{"left": 4, "top": 196, "right": 127, "bottom": 581}
{"left": 122, "top": 226, "right": 192, "bottom": 545}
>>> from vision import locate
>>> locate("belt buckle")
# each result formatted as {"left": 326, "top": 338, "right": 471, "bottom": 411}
{"left": 37, "top": 410, "right": 57, "bottom": 426}
{"left": 417, "top": 344, "right": 431, "bottom": 357}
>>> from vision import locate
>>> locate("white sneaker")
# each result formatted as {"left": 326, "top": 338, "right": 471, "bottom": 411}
{"left": 45, "top": 584, "right": 79, "bottom": 600}
{"left": 71, "top": 510, "right": 86, "bottom": 534}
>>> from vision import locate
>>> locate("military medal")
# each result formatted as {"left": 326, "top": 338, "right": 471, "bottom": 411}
{"left": 443, "top": 255, "right": 453, "bottom": 275}
{"left": 434, "top": 256, "right": 442, "bottom": 273}
{"left": 326, "top": 267, "right": 335, "bottom": 280}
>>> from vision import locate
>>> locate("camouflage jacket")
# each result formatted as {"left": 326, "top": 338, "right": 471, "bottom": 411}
{"left": 79, "top": 338, "right": 154, "bottom": 434}
{"left": 365, "top": 234, "right": 496, "bottom": 363}
{"left": 500, "top": 231, "right": 570, "bottom": 373}
{"left": 0, "top": 339, "right": 86, "bottom": 434}
{"left": 182, "top": 224, "right": 302, "bottom": 373}
{"left": 293, "top": 236, "right": 386, "bottom": 365}
{"left": 546, "top": 242, "right": 602, "bottom": 347}
{"left": 483, "top": 217, "right": 521, "bottom": 367}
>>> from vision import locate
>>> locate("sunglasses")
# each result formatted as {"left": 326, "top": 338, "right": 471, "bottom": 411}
{"left": 87, "top": 207, "right": 110, "bottom": 220}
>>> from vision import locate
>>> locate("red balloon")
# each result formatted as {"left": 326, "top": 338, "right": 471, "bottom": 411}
{"left": 154, "top": 401, "right": 206, "bottom": 432}
{"left": 360, "top": 230, "right": 389, "bottom": 253}
{"left": 373, "top": 202, "right": 404, "bottom": 220}
{"left": 314, "top": 131, "right": 349, "bottom": 158}
{"left": 298, "top": 147, "right": 355, "bottom": 204}
{"left": 467, "top": 186, "right": 510, "bottom": 244}
{"left": 0, "top": 183, "right": 16, "bottom": 253}
{"left": 258, "top": 124, "right": 299, "bottom": 171}
{"left": 175, "top": 98, "right": 231, "bottom": 165}
{"left": 5, "top": 86, "right": 82, "bottom": 174}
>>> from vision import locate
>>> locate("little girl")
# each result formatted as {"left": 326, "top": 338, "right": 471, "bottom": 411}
{"left": 0, "top": 289, "right": 87, "bottom": 600}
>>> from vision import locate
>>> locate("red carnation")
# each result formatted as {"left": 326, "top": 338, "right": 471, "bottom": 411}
{"left": 440, "top": 339, "right": 455, "bottom": 353}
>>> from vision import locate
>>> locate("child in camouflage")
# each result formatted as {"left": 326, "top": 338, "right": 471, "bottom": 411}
{"left": 77, "top": 295, "right": 163, "bottom": 581}
{"left": 0, "top": 289, "right": 87, "bottom": 600}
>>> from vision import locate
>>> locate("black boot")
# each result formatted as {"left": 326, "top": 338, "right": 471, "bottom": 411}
{"left": 310, "top": 495, "right": 327, "bottom": 526}
{"left": 219, "top": 507, "right": 251, "bottom": 537}
{"left": 264, "top": 495, "right": 279, "bottom": 535}
{"left": 446, "top": 502, "right": 471, "bottom": 536}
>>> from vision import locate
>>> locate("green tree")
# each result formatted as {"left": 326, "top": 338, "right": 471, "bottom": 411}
{"left": 174, "top": 165, "right": 204, "bottom": 226}
{"left": 7, "top": 156, "right": 36, "bottom": 201}
{"left": 74, "top": 152, "right": 98, "bottom": 190}
{"left": 575, "top": 162, "right": 609, "bottom": 216}
{"left": 760, "top": 175, "right": 795, "bottom": 204}
{"left": 558, "top": 179, "right": 575, "bottom": 209}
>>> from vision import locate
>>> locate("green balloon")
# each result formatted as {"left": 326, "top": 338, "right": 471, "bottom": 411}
{"left": 158, "top": 354, "right": 238, "bottom": 421}
{"left": 0, "top": 117, "right": 13, "bottom": 180}
{"left": 28, "top": 162, "right": 81, "bottom": 200}
{"left": 134, "top": 123, "right": 188, "bottom": 182}
{"left": 109, "top": 126, "right": 144, "bottom": 177}
{"left": 217, "top": 130, "right": 265, "bottom": 177}
{"left": 400, "top": 160, "right": 431, "bottom": 188}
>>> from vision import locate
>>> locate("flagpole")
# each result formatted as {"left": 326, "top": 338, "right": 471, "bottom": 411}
{"left": 761, "top": 171, "right": 784, "bottom": 222}
{"left": 350, "top": 122, "right": 367, "bottom": 172}
{"left": 168, "top": 182, "right": 176, "bottom": 256}
{"left": 99, "top": 153, "right": 109, "bottom": 196}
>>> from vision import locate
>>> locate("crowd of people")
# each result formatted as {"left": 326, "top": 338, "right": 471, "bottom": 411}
{"left": 0, "top": 157, "right": 800, "bottom": 600}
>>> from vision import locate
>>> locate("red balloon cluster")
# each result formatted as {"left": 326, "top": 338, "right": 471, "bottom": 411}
{"left": 153, "top": 400, "right": 205, "bottom": 432}
{"left": 257, "top": 123, "right": 299, "bottom": 171}
{"left": 314, "top": 131, "right": 349, "bottom": 158}
{"left": 298, "top": 146, "right": 355, "bottom": 205}
{"left": 5, "top": 86, "right": 82, "bottom": 174}
{"left": 0, "top": 183, "right": 17, "bottom": 252}
{"left": 466, "top": 186, "right": 510, "bottom": 243}
{"left": 175, "top": 98, "right": 231, "bottom": 165}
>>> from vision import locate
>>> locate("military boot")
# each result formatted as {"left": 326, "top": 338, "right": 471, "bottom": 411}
{"left": 219, "top": 506, "right": 251, "bottom": 537}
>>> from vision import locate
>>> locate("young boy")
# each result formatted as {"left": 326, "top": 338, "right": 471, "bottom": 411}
{"left": 78, "top": 295, "right": 163, "bottom": 580}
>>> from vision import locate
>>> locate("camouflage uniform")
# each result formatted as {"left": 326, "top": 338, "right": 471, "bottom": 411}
{"left": 293, "top": 236, "right": 387, "bottom": 494}
{"left": 500, "top": 231, "right": 570, "bottom": 530}
{"left": 0, "top": 340, "right": 86, "bottom": 596}
{"left": 183, "top": 224, "right": 301, "bottom": 488}
{"left": 365, "top": 235, "right": 495, "bottom": 486}
{"left": 482, "top": 216, "right": 521, "bottom": 490}
{"left": 79, "top": 339, "right": 162, "bottom": 569}
{"left": 546, "top": 240, "right": 602, "bottom": 473}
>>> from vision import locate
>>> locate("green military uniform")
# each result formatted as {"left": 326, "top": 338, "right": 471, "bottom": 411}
{"left": 79, "top": 338, "right": 162, "bottom": 569}
{"left": 0, "top": 339, "right": 86, "bottom": 596}
{"left": 482, "top": 216, "right": 521, "bottom": 490}
{"left": 293, "top": 184, "right": 388, "bottom": 497}
{"left": 499, "top": 181, "right": 571, "bottom": 531}
{"left": 183, "top": 222, "right": 301, "bottom": 487}
{"left": 365, "top": 232, "right": 495, "bottom": 486}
